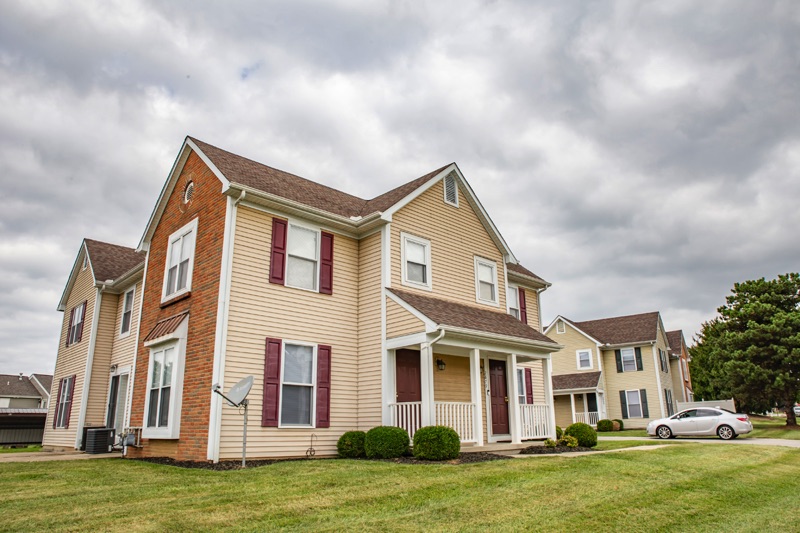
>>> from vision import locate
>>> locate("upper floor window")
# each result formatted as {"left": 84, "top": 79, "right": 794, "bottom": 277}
{"left": 474, "top": 257, "right": 498, "bottom": 305}
{"left": 577, "top": 349, "right": 593, "bottom": 369}
{"left": 66, "top": 301, "right": 86, "bottom": 346}
{"left": 556, "top": 320, "right": 565, "bottom": 334}
{"left": 401, "top": 233, "right": 431, "bottom": 290}
{"left": 286, "top": 224, "right": 319, "bottom": 291}
{"left": 162, "top": 219, "right": 198, "bottom": 301}
{"left": 507, "top": 286, "right": 520, "bottom": 319}
{"left": 617, "top": 347, "right": 643, "bottom": 372}
{"left": 120, "top": 287, "right": 135, "bottom": 336}
{"left": 443, "top": 173, "right": 459, "bottom": 207}
{"left": 269, "top": 218, "right": 334, "bottom": 294}
{"left": 659, "top": 349, "right": 670, "bottom": 373}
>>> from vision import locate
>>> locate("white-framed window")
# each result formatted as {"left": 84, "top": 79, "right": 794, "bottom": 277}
{"left": 556, "top": 320, "right": 565, "bottom": 334}
{"left": 401, "top": 233, "right": 432, "bottom": 290}
{"left": 142, "top": 317, "right": 187, "bottom": 439}
{"left": 507, "top": 285, "right": 520, "bottom": 319}
{"left": 474, "top": 257, "right": 498, "bottom": 305}
{"left": 146, "top": 344, "right": 175, "bottom": 430}
{"left": 443, "top": 173, "right": 459, "bottom": 207}
{"left": 577, "top": 349, "right": 593, "bottom": 370}
{"left": 67, "top": 302, "right": 86, "bottom": 346}
{"left": 54, "top": 376, "right": 74, "bottom": 428}
{"left": 626, "top": 389, "right": 643, "bottom": 418}
{"left": 681, "top": 358, "right": 689, "bottom": 380}
{"left": 621, "top": 348, "right": 637, "bottom": 372}
{"left": 162, "top": 218, "right": 198, "bottom": 302}
{"left": 516, "top": 369, "right": 527, "bottom": 405}
{"left": 659, "top": 349, "right": 669, "bottom": 373}
{"left": 286, "top": 223, "right": 320, "bottom": 291}
{"left": 120, "top": 287, "right": 135, "bottom": 336}
{"left": 280, "top": 342, "right": 317, "bottom": 427}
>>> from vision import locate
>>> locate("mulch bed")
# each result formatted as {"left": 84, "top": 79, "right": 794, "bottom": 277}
{"left": 132, "top": 452, "right": 510, "bottom": 470}
{"left": 519, "top": 445, "right": 596, "bottom": 455}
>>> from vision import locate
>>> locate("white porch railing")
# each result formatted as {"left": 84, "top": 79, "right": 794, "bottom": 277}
{"left": 389, "top": 402, "right": 423, "bottom": 440}
{"left": 520, "top": 404, "right": 551, "bottom": 440}
{"left": 435, "top": 402, "right": 475, "bottom": 443}
{"left": 574, "top": 411, "right": 600, "bottom": 427}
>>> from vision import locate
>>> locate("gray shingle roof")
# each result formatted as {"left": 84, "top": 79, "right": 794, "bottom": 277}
{"left": 84, "top": 239, "right": 145, "bottom": 283}
{"left": 506, "top": 262, "right": 548, "bottom": 285}
{"left": 0, "top": 375, "right": 43, "bottom": 398}
{"left": 666, "top": 330, "right": 684, "bottom": 356}
{"left": 569, "top": 312, "right": 660, "bottom": 345}
{"left": 552, "top": 371, "right": 602, "bottom": 391}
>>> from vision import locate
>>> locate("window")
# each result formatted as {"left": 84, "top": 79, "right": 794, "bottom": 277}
{"left": 556, "top": 320, "right": 565, "bottom": 334}
{"left": 517, "top": 369, "right": 526, "bottom": 405}
{"left": 577, "top": 349, "right": 593, "bottom": 369}
{"left": 626, "top": 390, "right": 642, "bottom": 418}
{"left": 120, "top": 287, "right": 135, "bottom": 336}
{"left": 621, "top": 348, "right": 637, "bottom": 372}
{"left": 681, "top": 358, "right": 689, "bottom": 380}
{"left": 659, "top": 349, "right": 669, "bottom": 373}
{"left": 443, "top": 173, "right": 459, "bottom": 207}
{"left": 162, "top": 219, "right": 197, "bottom": 301}
{"left": 269, "top": 218, "right": 334, "bottom": 294}
{"left": 262, "top": 338, "right": 332, "bottom": 428}
{"left": 66, "top": 301, "right": 86, "bottom": 346}
{"left": 508, "top": 286, "right": 520, "bottom": 319}
{"left": 54, "top": 375, "right": 75, "bottom": 428}
{"left": 665, "top": 388, "right": 674, "bottom": 416}
{"left": 146, "top": 345, "right": 175, "bottom": 429}
{"left": 401, "top": 233, "right": 431, "bottom": 290}
{"left": 474, "top": 257, "right": 498, "bottom": 305}
{"left": 142, "top": 317, "right": 187, "bottom": 439}
{"left": 286, "top": 224, "right": 319, "bottom": 291}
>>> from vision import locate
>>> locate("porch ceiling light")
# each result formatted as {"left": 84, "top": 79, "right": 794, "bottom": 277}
{"left": 436, "top": 358, "right": 446, "bottom": 371}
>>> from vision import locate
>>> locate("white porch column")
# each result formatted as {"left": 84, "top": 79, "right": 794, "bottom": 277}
{"left": 570, "top": 393, "right": 576, "bottom": 424}
{"left": 543, "top": 357, "right": 557, "bottom": 439}
{"left": 470, "top": 349, "right": 484, "bottom": 446}
{"left": 382, "top": 349, "right": 396, "bottom": 425}
{"left": 508, "top": 354, "right": 522, "bottom": 444}
{"left": 420, "top": 343, "right": 435, "bottom": 426}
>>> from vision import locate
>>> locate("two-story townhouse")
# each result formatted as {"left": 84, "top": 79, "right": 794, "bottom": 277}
{"left": 666, "top": 330, "right": 693, "bottom": 403}
{"left": 121, "top": 136, "right": 560, "bottom": 462}
{"left": 42, "top": 239, "right": 144, "bottom": 450}
{"left": 544, "top": 311, "right": 677, "bottom": 429}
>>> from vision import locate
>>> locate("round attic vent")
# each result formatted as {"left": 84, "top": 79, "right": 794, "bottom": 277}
{"left": 183, "top": 181, "right": 195, "bottom": 204}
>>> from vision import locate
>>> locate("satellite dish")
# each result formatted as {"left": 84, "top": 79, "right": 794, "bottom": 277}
{"left": 225, "top": 376, "right": 253, "bottom": 407}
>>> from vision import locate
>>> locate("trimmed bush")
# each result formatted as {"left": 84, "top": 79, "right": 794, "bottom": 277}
{"left": 555, "top": 426, "right": 563, "bottom": 439}
{"left": 544, "top": 438, "right": 557, "bottom": 448}
{"left": 412, "top": 426, "right": 460, "bottom": 460}
{"left": 596, "top": 419, "right": 614, "bottom": 432}
{"left": 565, "top": 422, "right": 598, "bottom": 448}
{"left": 365, "top": 426, "right": 410, "bottom": 459}
{"left": 337, "top": 431, "right": 366, "bottom": 458}
{"left": 558, "top": 435, "right": 579, "bottom": 448}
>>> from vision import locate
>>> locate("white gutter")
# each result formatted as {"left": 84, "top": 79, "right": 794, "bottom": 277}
{"left": 441, "top": 326, "right": 563, "bottom": 352}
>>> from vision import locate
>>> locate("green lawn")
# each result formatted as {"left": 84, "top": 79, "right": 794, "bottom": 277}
{"left": 1, "top": 444, "right": 798, "bottom": 532}
{"left": 0, "top": 445, "right": 41, "bottom": 454}
{"left": 598, "top": 418, "right": 800, "bottom": 440}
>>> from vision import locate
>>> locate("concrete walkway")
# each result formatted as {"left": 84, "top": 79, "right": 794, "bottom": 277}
{"left": 0, "top": 451, "right": 120, "bottom": 463}
{"left": 599, "top": 436, "right": 800, "bottom": 448}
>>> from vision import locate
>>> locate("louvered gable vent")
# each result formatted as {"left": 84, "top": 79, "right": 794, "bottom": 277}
{"left": 443, "top": 173, "right": 458, "bottom": 207}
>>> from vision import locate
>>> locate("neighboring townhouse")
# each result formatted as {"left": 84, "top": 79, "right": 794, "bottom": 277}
{"left": 42, "top": 239, "right": 144, "bottom": 450}
{"left": 105, "top": 136, "right": 562, "bottom": 462}
{"left": 0, "top": 373, "right": 53, "bottom": 445}
{"left": 544, "top": 312, "right": 677, "bottom": 429}
{"left": 666, "top": 330, "right": 693, "bottom": 402}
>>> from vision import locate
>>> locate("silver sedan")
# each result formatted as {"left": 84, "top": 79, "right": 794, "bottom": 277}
{"left": 647, "top": 408, "right": 753, "bottom": 440}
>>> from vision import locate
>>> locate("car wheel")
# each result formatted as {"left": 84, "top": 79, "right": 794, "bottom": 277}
{"left": 717, "top": 425, "right": 735, "bottom": 440}
{"left": 656, "top": 425, "right": 672, "bottom": 439}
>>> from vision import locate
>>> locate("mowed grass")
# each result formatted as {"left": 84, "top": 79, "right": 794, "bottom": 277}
{"left": 1, "top": 444, "right": 799, "bottom": 532}
{"left": 0, "top": 445, "right": 41, "bottom": 454}
{"left": 598, "top": 417, "right": 800, "bottom": 440}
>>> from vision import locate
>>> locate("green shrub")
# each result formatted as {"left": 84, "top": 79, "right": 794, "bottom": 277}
{"left": 558, "top": 435, "right": 579, "bottom": 448}
{"left": 337, "top": 431, "right": 366, "bottom": 458}
{"left": 365, "top": 426, "right": 409, "bottom": 459}
{"left": 555, "top": 426, "right": 563, "bottom": 439}
{"left": 614, "top": 419, "right": 624, "bottom": 431}
{"left": 412, "top": 426, "right": 460, "bottom": 460}
{"left": 596, "top": 419, "right": 614, "bottom": 432}
{"left": 544, "top": 438, "right": 557, "bottom": 448}
{"left": 565, "top": 422, "right": 598, "bottom": 448}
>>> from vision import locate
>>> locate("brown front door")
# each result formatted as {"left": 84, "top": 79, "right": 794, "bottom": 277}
{"left": 489, "top": 359, "right": 510, "bottom": 435}
{"left": 396, "top": 349, "right": 421, "bottom": 403}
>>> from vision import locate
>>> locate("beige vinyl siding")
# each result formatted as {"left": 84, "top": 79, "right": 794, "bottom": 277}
{"left": 654, "top": 326, "right": 674, "bottom": 417}
{"left": 602, "top": 346, "right": 661, "bottom": 429}
{"left": 82, "top": 292, "right": 117, "bottom": 427}
{"left": 432, "top": 354, "right": 471, "bottom": 402}
{"left": 110, "top": 280, "right": 142, "bottom": 368}
{"left": 521, "top": 288, "right": 541, "bottom": 331}
{"left": 549, "top": 322, "right": 599, "bottom": 376}
{"left": 553, "top": 395, "right": 572, "bottom": 428}
{"left": 391, "top": 179, "right": 506, "bottom": 310}
{"left": 357, "top": 232, "right": 383, "bottom": 430}
{"left": 386, "top": 297, "right": 426, "bottom": 339}
{"left": 221, "top": 206, "right": 361, "bottom": 459}
{"left": 670, "top": 358, "right": 685, "bottom": 402}
{"left": 43, "top": 252, "right": 96, "bottom": 449}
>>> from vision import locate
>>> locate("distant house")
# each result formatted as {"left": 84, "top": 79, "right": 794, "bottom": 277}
{"left": 544, "top": 312, "right": 687, "bottom": 429}
{"left": 0, "top": 373, "right": 53, "bottom": 445}
{"left": 666, "top": 330, "right": 693, "bottom": 403}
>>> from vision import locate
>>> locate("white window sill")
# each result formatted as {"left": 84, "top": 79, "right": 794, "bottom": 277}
{"left": 401, "top": 279, "right": 432, "bottom": 292}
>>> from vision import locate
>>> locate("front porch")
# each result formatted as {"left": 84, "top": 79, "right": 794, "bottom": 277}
{"left": 553, "top": 391, "right": 605, "bottom": 428}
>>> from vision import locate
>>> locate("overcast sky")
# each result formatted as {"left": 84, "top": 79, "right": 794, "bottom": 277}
{"left": 2, "top": 1, "right": 799, "bottom": 375}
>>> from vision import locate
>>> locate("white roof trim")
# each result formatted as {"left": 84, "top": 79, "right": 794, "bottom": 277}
{"left": 57, "top": 241, "right": 95, "bottom": 311}
{"left": 543, "top": 315, "right": 604, "bottom": 345}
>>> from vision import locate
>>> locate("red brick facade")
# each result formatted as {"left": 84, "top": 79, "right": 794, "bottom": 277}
{"left": 128, "top": 151, "right": 227, "bottom": 461}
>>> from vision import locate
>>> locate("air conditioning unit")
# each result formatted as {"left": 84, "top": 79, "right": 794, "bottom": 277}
{"left": 85, "top": 428, "right": 115, "bottom": 454}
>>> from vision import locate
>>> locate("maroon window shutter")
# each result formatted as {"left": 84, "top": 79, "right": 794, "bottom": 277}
{"left": 262, "top": 338, "right": 282, "bottom": 427}
{"left": 269, "top": 218, "right": 288, "bottom": 285}
{"left": 319, "top": 232, "right": 334, "bottom": 295}
{"left": 77, "top": 301, "right": 87, "bottom": 342}
{"left": 64, "top": 375, "right": 76, "bottom": 429}
{"left": 524, "top": 368, "right": 534, "bottom": 404}
{"left": 519, "top": 289, "right": 528, "bottom": 324}
{"left": 53, "top": 378, "right": 64, "bottom": 428}
{"left": 316, "top": 345, "right": 332, "bottom": 428}
{"left": 66, "top": 307, "right": 75, "bottom": 347}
